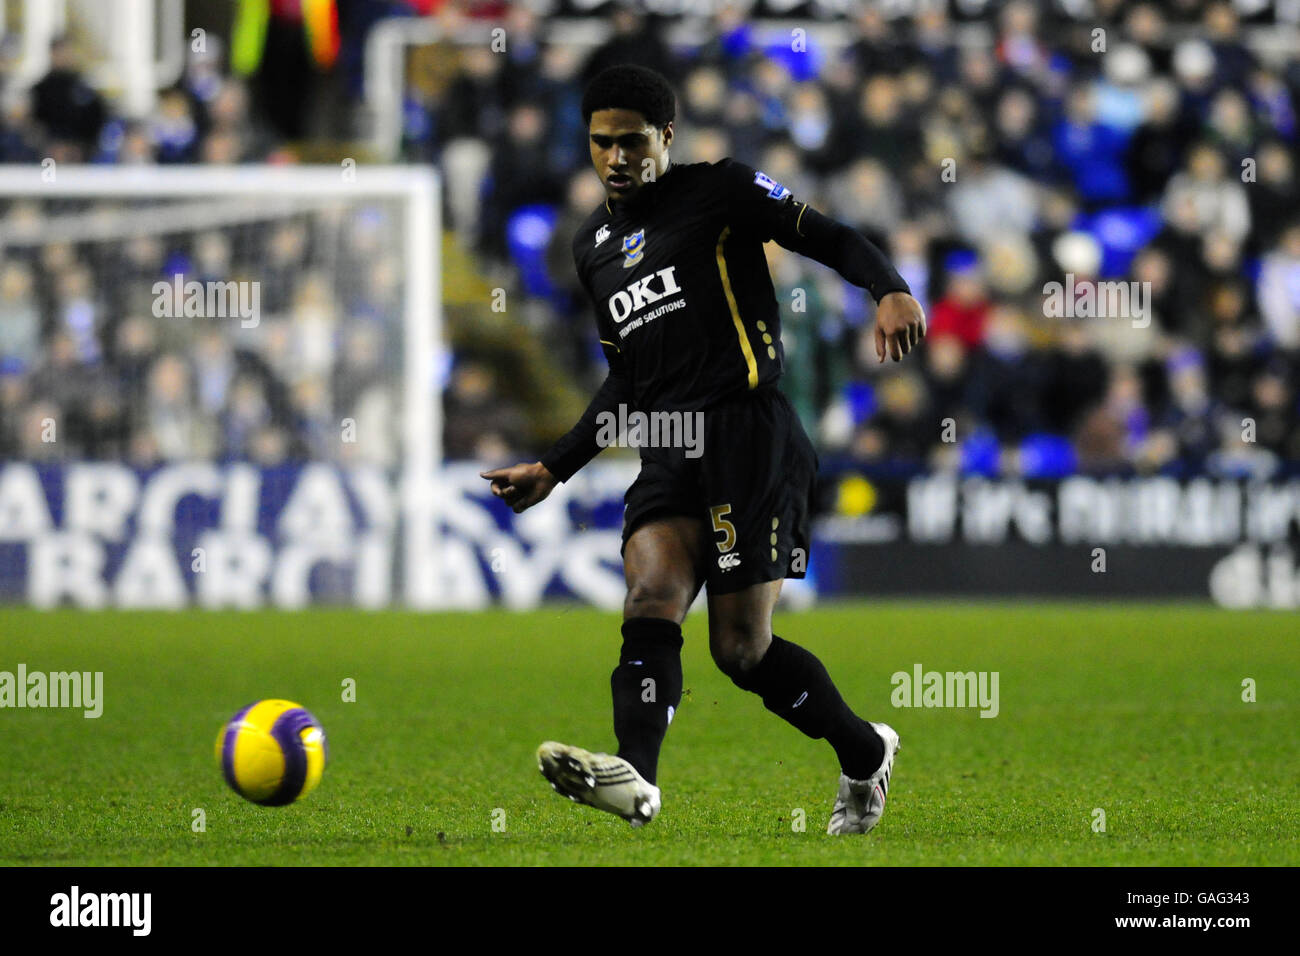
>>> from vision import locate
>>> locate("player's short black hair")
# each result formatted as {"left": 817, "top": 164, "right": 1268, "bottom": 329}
{"left": 581, "top": 65, "right": 676, "bottom": 130}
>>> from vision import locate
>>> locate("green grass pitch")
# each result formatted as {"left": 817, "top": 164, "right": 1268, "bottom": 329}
{"left": 1, "top": 603, "right": 1296, "bottom": 866}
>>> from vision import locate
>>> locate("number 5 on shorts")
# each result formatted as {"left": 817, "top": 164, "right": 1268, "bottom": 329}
{"left": 710, "top": 504, "right": 736, "bottom": 553}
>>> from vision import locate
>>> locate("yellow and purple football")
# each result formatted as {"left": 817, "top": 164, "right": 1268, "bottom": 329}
{"left": 215, "top": 699, "right": 327, "bottom": 806}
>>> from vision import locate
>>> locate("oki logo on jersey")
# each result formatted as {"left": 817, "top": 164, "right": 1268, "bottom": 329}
{"left": 622, "top": 229, "right": 646, "bottom": 268}
{"left": 753, "top": 170, "right": 789, "bottom": 200}
{"left": 608, "top": 266, "right": 682, "bottom": 323}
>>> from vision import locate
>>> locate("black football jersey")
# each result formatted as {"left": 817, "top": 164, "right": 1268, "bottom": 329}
{"left": 571, "top": 158, "right": 808, "bottom": 414}
{"left": 540, "top": 156, "right": 908, "bottom": 483}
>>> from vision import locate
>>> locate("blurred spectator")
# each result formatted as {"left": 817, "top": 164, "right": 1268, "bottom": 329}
{"left": 1247, "top": 141, "right": 1300, "bottom": 252}
{"left": 994, "top": 86, "right": 1058, "bottom": 182}
{"left": 911, "top": 5, "right": 960, "bottom": 84}
{"left": 967, "top": 306, "right": 1046, "bottom": 442}
{"left": 1204, "top": 1, "right": 1256, "bottom": 90}
{"left": 580, "top": 7, "right": 679, "bottom": 89}
{"left": 1053, "top": 84, "right": 1132, "bottom": 208}
{"left": 1248, "top": 365, "right": 1300, "bottom": 460}
{"left": 946, "top": 136, "right": 1038, "bottom": 244}
{"left": 438, "top": 47, "right": 507, "bottom": 144}
{"left": 1075, "top": 364, "right": 1149, "bottom": 474}
{"left": 443, "top": 361, "right": 528, "bottom": 461}
{"left": 479, "top": 102, "right": 566, "bottom": 263}
{"left": 843, "top": 74, "right": 920, "bottom": 171}
{"left": 1127, "top": 79, "right": 1197, "bottom": 204}
{"left": 1247, "top": 69, "right": 1295, "bottom": 142}
{"left": 30, "top": 36, "right": 106, "bottom": 156}
{"left": 1151, "top": 350, "right": 1230, "bottom": 471}
{"left": 853, "top": 372, "right": 931, "bottom": 465}
{"left": 678, "top": 125, "right": 729, "bottom": 165}
{"left": 0, "top": 263, "right": 41, "bottom": 373}
{"left": 921, "top": 334, "right": 973, "bottom": 442}
{"left": 1042, "top": 322, "right": 1107, "bottom": 436}
{"left": 533, "top": 43, "right": 586, "bottom": 174}
{"left": 1130, "top": 246, "right": 1183, "bottom": 337}
{"left": 1206, "top": 281, "right": 1262, "bottom": 411}
{"left": 150, "top": 88, "right": 200, "bottom": 163}
{"left": 143, "top": 353, "right": 214, "bottom": 460}
{"left": 221, "top": 374, "right": 272, "bottom": 461}
{"left": 959, "top": 46, "right": 1006, "bottom": 120}
{"left": 995, "top": 1, "right": 1052, "bottom": 86}
{"left": 55, "top": 267, "right": 102, "bottom": 365}
{"left": 1125, "top": 4, "right": 1173, "bottom": 76}
{"left": 1162, "top": 142, "right": 1250, "bottom": 242}
{"left": 259, "top": 221, "right": 311, "bottom": 313}
{"left": 786, "top": 83, "right": 838, "bottom": 175}
{"left": 1094, "top": 44, "right": 1152, "bottom": 134}
{"left": 826, "top": 158, "right": 902, "bottom": 238}
{"left": 890, "top": 222, "right": 931, "bottom": 315}
{"left": 682, "top": 65, "right": 728, "bottom": 128}
{"left": 0, "top": 91, "right": 44, "bottom": 162}
{"left": 1205, "top": 88, "right": 1257, "bottom": 169}
{"left": 846, "top": 7, "right": 912, "bottom": 78}
{"left": 928, "top": 253, "right": 991, "bottom": 350}
{"left": 496, "top": 5, "right": 545, "bottom": 108}
{"left": 1257, "top": 223, "right": 1300, "bottom": 350}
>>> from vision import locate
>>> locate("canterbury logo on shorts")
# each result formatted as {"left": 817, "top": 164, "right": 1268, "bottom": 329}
{"left": 717, "top": 553, "right": 742, "bottom": 571}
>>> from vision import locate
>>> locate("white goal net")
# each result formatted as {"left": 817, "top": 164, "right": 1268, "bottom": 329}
{"left": 0, "top": 165, "right": 445, "bottom": 609}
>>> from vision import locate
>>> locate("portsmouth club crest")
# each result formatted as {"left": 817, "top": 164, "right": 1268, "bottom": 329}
{"left": 622, "top": 229, "right": 646, "bottom": 268}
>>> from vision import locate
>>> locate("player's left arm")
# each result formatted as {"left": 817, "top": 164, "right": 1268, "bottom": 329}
{"left": 723, "top": 159, "right": 926, "bottom": 362}
{"left": 775, "top": 204, "right": 926, "bottom": 363}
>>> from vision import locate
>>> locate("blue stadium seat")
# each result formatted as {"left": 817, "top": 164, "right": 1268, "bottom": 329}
{"left": 843, "top": 381, "right": 876, "bottom": 425}
{"left": 763, "top": 37, "right": 823, "bottom": 81}
{"left": 1019, "top": 433, "right": 1078, "bottom": 479}
{"left": 1074, "top": 206, "right": 1164, "bottom": 277}
{"left": 506, "top": 204, "right": 560, "bottom": 299}
{"left": 959, "top": 429, "right": 1001, "bottom": 477}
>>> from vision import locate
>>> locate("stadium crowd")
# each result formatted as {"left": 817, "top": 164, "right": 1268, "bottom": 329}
{"left": 413, "top": 0, "right": 1300, "bottom": 478}
{"left": 1, "top": 0, "right": 1299, "bottom": 481}
{"left": 0, "top": 30, "right": 404, "bottom": 467}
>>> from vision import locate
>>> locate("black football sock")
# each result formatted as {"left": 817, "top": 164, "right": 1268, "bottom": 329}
{"left": 610, "top": 617, "right": 684, "bottom": 786}
{"left": 729, "top": 634, "right": 885, "bottom": 779}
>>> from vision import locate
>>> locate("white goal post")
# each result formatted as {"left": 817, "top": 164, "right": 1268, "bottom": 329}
{"left": 0, "top": 163, "right": 445, "bottom": 607}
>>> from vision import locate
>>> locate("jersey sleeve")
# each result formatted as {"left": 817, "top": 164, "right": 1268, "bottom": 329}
{"left": 716, "top": 157, "right": 911, "bottom": 304}
{"left": 716, "top": 158, "right": 808, "bottom": 243}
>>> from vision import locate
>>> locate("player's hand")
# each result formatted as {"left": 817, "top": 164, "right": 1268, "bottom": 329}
{"left": 480, "top": 461, "right": 558, "bottom": 514}
{"left": 874, "top": 291, "right": 927, "bottom": 363}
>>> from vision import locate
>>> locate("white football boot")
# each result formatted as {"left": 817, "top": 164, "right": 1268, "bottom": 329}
{"left": 827, "top": 722, "right": 901, "bottom": 835}
{"left": 537, "top": 741, "right": 661, "bottom": 827}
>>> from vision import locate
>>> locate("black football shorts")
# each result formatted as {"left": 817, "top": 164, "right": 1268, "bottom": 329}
{"left": 620, "top": 385, "right": 819, "bottom": 595}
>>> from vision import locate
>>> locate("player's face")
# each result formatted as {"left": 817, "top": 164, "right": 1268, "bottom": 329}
{"left": 588, "top": 109, "right": 673, "bottom": 202}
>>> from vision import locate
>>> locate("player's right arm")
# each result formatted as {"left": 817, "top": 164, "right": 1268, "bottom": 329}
{"left": 481, "top": 256, "right": 632, "bottom": 513}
